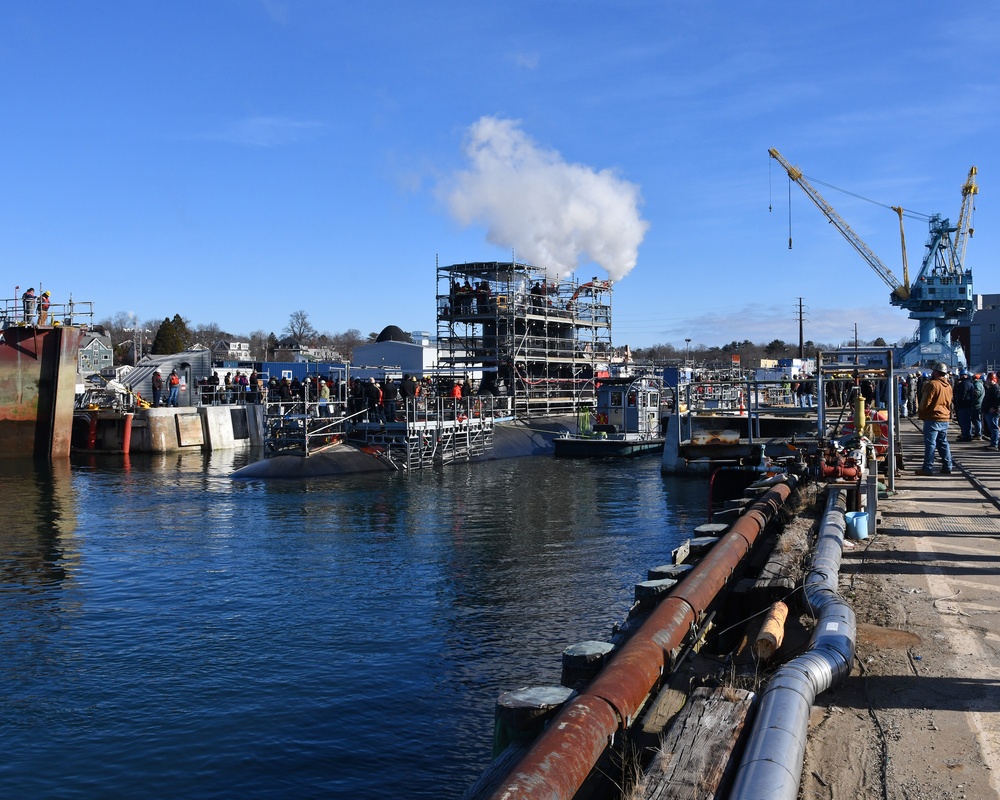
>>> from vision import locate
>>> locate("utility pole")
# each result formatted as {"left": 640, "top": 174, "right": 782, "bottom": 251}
{"left": 797, "top": 297, "right": 805, "bottom": 359}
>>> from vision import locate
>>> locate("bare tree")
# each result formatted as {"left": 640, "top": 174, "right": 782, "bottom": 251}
{"left": 190, "top": 321, "right": 227, "bottom": 348}
{"left": 283, "top": 310, "right": 317, "bottom": 343}
{"left": 247, "top": 330, "right": 270, "bottom": 361}
{"left": 330, "top": 328, "right": 366, "bottom": 362}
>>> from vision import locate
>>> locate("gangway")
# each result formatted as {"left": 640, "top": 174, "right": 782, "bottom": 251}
{"left": 263, "top": 392, "right": 500, "bottom": 469}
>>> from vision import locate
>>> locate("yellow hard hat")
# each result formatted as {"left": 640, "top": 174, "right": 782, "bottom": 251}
{"left": 42, "top": 291, "right": 50, "bottom": 296}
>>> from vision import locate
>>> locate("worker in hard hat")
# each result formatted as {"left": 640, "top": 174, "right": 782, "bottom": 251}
{"left": 38, "top": 291, "right": 51, "bottom": 325}
{"left": 917, "top": 362, "right": 954, "bottom": 476}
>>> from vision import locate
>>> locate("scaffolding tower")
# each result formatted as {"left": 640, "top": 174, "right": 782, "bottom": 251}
{"left": 436, "top": 261, "right": 613, "bottom": 417}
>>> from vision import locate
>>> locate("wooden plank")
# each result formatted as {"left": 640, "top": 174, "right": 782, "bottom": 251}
{"left": 639, "top": 686, "right": 755, "bottom": 800}
{"left": 175, "top": 413, "right": 204, "bottom": 447}
{"left": 753, "top": 525, "right": 808, "bottom": 593}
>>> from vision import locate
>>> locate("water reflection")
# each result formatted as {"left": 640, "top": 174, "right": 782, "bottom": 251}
{"left": 0, "top": 452, "right": 710, "bottom": 798}
{"left": 0, "top": 459, "right": 79, "bottom": 590}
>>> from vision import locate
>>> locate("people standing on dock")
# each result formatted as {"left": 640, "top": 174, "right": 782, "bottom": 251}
{"left": 917, "top": 361, "right": 953, "bottom": 476}
{"left": 168, "top": 369, "right": 181, "bottom": 407}
{"left": 235, "top": 371, "right": 249, "bottom": 404}
{"left": 278, "top": 377, "right": 292, "bottom": 410}
{"left": 954, "top": 369, "right": 976, "bottom": 441}
{"left": 151, "top": 370, "right": 163, "bottom": 407}
{"left": 795, "top": 375, "right": 814, "bottom": 408}
{"left": 365, "top": 377, "right": 383, "bottom": 423}
{"left": 897, "top": 375, "right": 909, "bottom": 417}
{"left": 206, "top": 371, "right": 219, "bottom": 405}
{"left": 318, "top": 379, "right": 330, "bottom": 416}
{"left": 971, "top": 373, "right": 985, "bottom": 440}
{"left": 983, "top": 373, "right": 1000, "bottom": 451}
{"left": 907, "top": 375, "right": 920, "bottom": 417}
{"left": 21, "top": 288, "right": 36, "bottom": 323}
{"left": 382, "top": 377, "right": 398, "bottom": 423}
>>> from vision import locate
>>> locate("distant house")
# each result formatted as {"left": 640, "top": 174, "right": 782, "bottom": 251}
{"left": 212, "top": 339, "right": 251, "bottom": 363}
{"left": 79, "top": 332, "right": 114, "bottom": 375}
{"left": 273, "top": 338, "right": 306, "bottom": 362}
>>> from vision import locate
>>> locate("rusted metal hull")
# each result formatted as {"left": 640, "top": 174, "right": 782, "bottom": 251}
{"left": 0, "top": 326, "right": 83, "bottom": 459}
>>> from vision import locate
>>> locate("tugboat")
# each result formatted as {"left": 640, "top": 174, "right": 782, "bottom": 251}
{"left": 553, "top": 375, "right": 665, "bottom": 458}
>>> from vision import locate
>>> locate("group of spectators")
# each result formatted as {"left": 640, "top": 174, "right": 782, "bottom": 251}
{"left": 448, "top": 278, "right": 493, "bottom": 315}
{"left": 260, "top": 373, "right": 484, "bottom": 424}
{"left": 916, "top": 362, "right": 1000, "bottom": 476}
{"left": 195, "top": 370, "right": 262, "bottom": 405}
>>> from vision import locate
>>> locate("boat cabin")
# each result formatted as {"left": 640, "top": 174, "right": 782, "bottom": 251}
{"left": 592, "top": 375, "right": 661, "bottom": 438}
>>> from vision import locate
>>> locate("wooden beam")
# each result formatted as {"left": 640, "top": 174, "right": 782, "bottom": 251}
{"left": 638, "top": 686, "right": 755, "bottom": 800}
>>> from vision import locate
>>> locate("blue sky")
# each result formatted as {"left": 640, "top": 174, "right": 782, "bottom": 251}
{"left": 2, "top": 1, "right": 997, "bottom": 349}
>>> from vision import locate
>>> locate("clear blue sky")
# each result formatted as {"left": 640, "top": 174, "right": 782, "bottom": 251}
{"left": 2, "top": 2, "right": 997, "bottom": 349}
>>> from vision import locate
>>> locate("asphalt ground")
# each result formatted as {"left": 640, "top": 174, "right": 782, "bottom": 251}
{"left": 801, "top": 419, "right": 1000, "bottom": 799}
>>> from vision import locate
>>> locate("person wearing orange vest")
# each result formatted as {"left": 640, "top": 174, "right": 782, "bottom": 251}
{"left": 168, "top": 369, "right": 181, "bottom": 407}
{"left": 38, "top": 291, "right": 51, "bottom": 325}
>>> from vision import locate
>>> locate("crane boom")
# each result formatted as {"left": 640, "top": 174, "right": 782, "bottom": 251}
{"left": 953, "top": 165, "right": 978, "bottom": 271}
{"left": 768, "top": 148, "right": 910, "bottom": 302}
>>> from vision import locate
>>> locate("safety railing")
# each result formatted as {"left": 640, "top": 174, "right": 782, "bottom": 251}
{"left": 1, "top": 296, "right": 94, "bottom": 328}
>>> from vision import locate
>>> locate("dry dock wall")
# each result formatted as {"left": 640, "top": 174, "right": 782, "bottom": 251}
{"left": 130, "top": 405, "right": 263, "bottom": 453}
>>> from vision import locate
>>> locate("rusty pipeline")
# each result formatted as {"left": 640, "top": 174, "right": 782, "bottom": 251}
{"left": 485, "top": 478, "right": 796, "bottom": 800}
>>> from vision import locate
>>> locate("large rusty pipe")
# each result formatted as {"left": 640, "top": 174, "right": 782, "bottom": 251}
{"left": 486, "top": 479, "right": 795, "bottom": 800}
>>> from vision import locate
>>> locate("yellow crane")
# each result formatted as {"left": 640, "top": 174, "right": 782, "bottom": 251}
{"left": 768, "top": 147, "right": 910, "bottom": 303}
{"left": 769, "top": 148, "right": 978, "bottom": 368}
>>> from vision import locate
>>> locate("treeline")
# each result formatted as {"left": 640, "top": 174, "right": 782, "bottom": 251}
{"left": 631, "top": 336, "right": 892, "bottom": 366}
{"left": 95, "top": 309, "right": 374, "bottom": 365}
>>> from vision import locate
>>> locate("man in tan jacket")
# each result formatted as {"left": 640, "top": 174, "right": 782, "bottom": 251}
{"left": 917, "top": 361, "right": 954, "bottom": 475}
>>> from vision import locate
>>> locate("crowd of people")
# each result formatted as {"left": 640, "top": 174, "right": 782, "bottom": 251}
{"left": 916, "top": 362, "right": 1000, "bottom": 476}
{"left": 767, "top": 365, "right": 1000, "bottom": 477}
{"left": 183, "top": 371, "right": 487, "bottom": 423}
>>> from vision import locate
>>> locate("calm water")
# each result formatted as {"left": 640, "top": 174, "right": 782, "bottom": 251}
{"left": 0, "top": 450, "right": 708, "bottom": 799}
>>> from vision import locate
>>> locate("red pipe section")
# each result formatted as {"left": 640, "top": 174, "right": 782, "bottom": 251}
{"left": 121, "top": 412, "right": 133, "bottom": 454}
{"left": 487, "top": 481, "right": 794, "bottom": 800}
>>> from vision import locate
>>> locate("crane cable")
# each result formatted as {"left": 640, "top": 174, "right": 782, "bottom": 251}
{"left": 767, "top": 153, "right": 794, "bottom": 249}
{"left": 806, "top": 173, "right": 933, "bottom": 222}
{"left": 768, "top": 153, "right": 937, "bottom": 254}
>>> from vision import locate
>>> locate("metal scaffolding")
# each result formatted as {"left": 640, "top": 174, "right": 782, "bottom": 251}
{"left": 435, "top": 261, "right": 613, "bottom": 417}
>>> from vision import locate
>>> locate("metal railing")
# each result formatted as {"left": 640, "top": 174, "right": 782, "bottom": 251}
{"left": 262, "top": 392, "right": 509, "bottom": 461}
{"left": 1, "top": 296, "right": 95, "bottom": 328}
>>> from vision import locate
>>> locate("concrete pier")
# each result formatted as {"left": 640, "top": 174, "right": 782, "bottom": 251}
{"left": 128, "top": 404, "right": 263, "bottom": 453}
{"left": 800, "top": 419, "right": 1000, "bottom": 799}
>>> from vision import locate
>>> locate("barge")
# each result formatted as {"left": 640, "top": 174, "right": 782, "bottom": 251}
{"left": 1, "top": 297, "right": 93, "bottom": 459}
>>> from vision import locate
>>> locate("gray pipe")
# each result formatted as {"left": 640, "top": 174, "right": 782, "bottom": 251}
{"left": 729, "top": 487, "right": 857, "bottom": 799}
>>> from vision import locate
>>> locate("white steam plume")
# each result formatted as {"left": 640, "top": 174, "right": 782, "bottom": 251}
{"left": 446, "top": 116, "right": 648, "bottom": 281}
